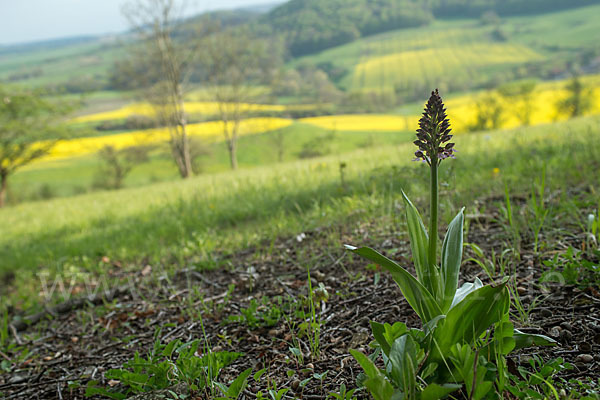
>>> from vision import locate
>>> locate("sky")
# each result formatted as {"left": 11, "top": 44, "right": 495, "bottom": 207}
{"left": 0, "top": 0, "right": 279, "bottom": 45}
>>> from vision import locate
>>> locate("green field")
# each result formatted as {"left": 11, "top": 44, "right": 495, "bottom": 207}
{"left": 0, "top": 38, "right": 124, "bottom": 88}
{"left": 293, "top": 4, "right": 600, "bottom": 94}
{"left": 3, "top": 4, "right": 599, "bottom": 98}
{"left": 9, "top": 122, "right": 414, "bottom": 202}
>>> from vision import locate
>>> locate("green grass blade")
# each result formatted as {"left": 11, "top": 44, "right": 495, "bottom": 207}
{"left": 345, "top": 245, "right": 442, "bottom": 322}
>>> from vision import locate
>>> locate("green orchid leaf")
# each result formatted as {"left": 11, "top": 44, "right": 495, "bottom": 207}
{"left": 350, "top": 350, "right": 395, "bottom": 400}
{"left": 513, "top": 329, "right": 558, "bottom": 350}
{"left": 423, "top": 314, "right": 445, "bottom": 337}
{"left": 370, "top": 321, "right": 390, "bottom": 356}
{"left": 388, "top": 335, "right": 418, "bottom": 394}
{"left": 420, "top": 383, "right": 462, "bottom": 400}
{"left": 370, "top": 321, "right": 408, "bottom": 357}
{"left": 350, "top": 349, "right": 379, "bottom": 379}
{"left": 440, "top": 208, "right": 465, "bottom": 312}
{"left": 226, "top": 367, "right": 252, "bottom": 397}
{"left": 430, "top": 282, "right": 509, "bottom": 363}
{"left": 450, "top": 278, "right": 483, "bottom": 309}
{"left": 346, "top": 245, "right": 443, "bottom": 322}
{"left": 496, "top": 320, "right": 516, "bottom": 355}
{"left": 401, "top": 191, "right": 439, "bottom": 296}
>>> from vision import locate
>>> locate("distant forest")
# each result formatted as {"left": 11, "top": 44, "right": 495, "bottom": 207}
{"left": 262, "top": 0, "right": 598, "bottom": 56}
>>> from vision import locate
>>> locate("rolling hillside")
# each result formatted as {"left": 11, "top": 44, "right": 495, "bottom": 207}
{"left": 1, "top": 1, "right": 599, "bottom": 94}
{"left": 2, "top": 1, "right": 600, "bottom": 205}
{"left": 263, "top": 0, "right": 598, "bottom": 56}
{"left": 293, "top": 4, "right": 600, "bottom": 96}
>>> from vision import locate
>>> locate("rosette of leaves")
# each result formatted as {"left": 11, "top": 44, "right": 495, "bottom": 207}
{"left": 346, "top": 90, "right": 555, "bottom": 399}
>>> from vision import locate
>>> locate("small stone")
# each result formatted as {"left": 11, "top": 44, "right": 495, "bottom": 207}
{"left": 8, "top": 374, "right": 27, "bottom": 383}
{"left": 559, "top": 330, "right": 573, "bottom": 341}
{"left": 540, "top": 308, "right": 552, "bottom": 317}
{"left": 291, "top": 379, "right": 301, "bottom": 391}
{"left": 560, "top": 322, "right": 572, "bottom": 331}
{"left": 141, "top": 265, "right": 152, "bottom": 276}
{"left": 575, "top": 354, "right": 594, "bottom": 364}
{"left": 313, "top": 270, "right": 325, "bottom": 280}
{"left": 579, "top": 342, "right": 593, "bottom": 352}
{"left": 306, "top": 363, "right": 314, "bottom": 370}
{"left": 550, "top": 326, "right": 562, "bottom": 337}
{"left": 268, "top": 328, "right": 280, "bottom": 337}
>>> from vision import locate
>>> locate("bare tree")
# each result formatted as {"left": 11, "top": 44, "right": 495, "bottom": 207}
{"left": 122, "top": 0, "right": 202, "bottom": 178}
{"left": 94, "top": 145, "right": 153, "bottom": 190}
{"left": 0, "top": 86, "right": 73, "bottom": 207}
{"left": 201, "top": 28, "right": 273, "bottom": 170}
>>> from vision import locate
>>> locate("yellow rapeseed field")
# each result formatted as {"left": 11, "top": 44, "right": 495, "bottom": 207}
{"left": 302, "top": 79, "right": 600, "bottom": 133}
{"left": 299, "top": 114, "right": 419, "bottom": 132}
{"left": 42, "top": 117, "right": 292, "bottom": 161}
{"left": 72, "top": 102, "right": 289, "bottom": 123}
{"left": 447, "top": 84, "right": 600, "bottom": 131}
{"left": 34, "top": 75, "right": 600, "bottom": 164}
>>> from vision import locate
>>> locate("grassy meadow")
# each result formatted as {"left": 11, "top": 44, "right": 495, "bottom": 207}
{"left": 8, "top": 73, "right": 599, "bottom": 203}
{"left": 3, "top": 115, "right": 600, "bottom": 308}
{"left": 0, "top": 38, "right": 124, "bottom": 88}
{"left": 3, "top": 2, "right": 600, "bottom": 397}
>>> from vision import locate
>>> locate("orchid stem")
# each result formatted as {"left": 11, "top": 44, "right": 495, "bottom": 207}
{"left": 429, "top": 159, "right": 438, "bottom": 268}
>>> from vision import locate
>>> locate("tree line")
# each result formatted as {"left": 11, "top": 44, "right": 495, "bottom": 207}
{"left": 261, "top": 0, "right": 597, "bottom": 57}
{"left": 262, "top": 0, "right": 431, "bottom": 56}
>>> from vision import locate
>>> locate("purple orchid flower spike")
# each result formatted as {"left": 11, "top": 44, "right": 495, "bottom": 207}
{"left": 413, "top": 89, "right": 455, "bottom": 165}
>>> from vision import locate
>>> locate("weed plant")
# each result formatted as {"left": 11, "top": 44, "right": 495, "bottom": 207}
{"left": 85, "top": 328, "right": 251, "bottom": 399}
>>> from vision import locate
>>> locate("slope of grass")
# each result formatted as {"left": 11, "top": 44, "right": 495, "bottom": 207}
{"left": 9, "top": 73, "right": 600, "bottom": 203}
{"left": 10, "top": 122, "right": 414, "bottom": 202}
{"left": 506, "top": 3, "right": 600, "bottom": 50}
{"left": 0, "top": 39, "right": 123, "bottom": 87}
{"left": 2, "top": 115, "right": 599, "bottom": 308}
{"left": 293, "top": 4, "right": 600, "bottom": 93}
